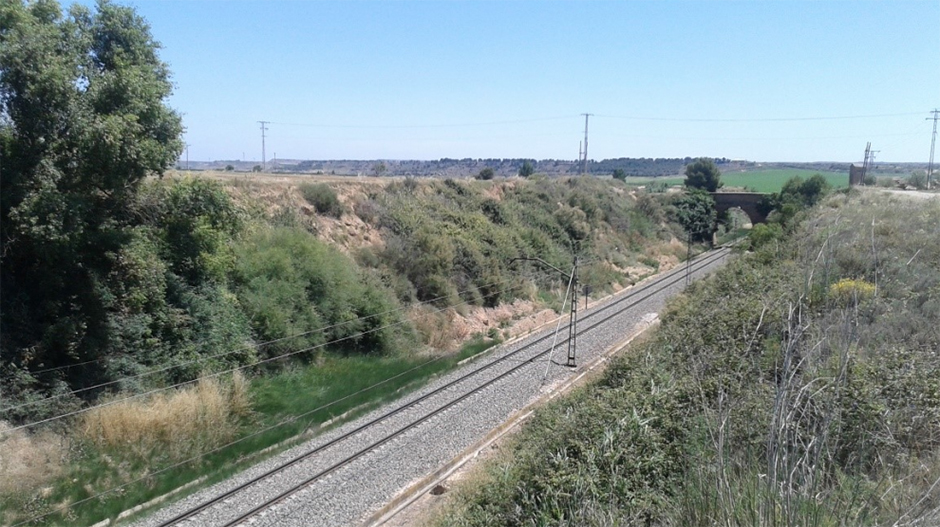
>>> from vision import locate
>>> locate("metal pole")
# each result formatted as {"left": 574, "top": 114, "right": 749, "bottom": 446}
{"left": 927, "top": 110, "right": 938, "bottom": 189}
{"left": 581, "top": 113, "right": 592, "bottom": 176}
{"left": 258, "top": 121, "right": 269, "bottom": 171}
{"left": 567, "top": 256, "right": 579, "bottom": 367}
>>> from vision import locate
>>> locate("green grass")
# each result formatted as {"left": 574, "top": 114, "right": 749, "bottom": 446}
{"left": 716, "top": 226, "right": 750, "bottom": 246}
{"left": 624, "top": 169, "right": 848, "bottom": 194}
{"left": 433, "top": 191, "right": 940, "bottom": 527}
{"left": 623, "top": 176, "right": 684, "bottom": 187}
{"left": 720, "top": 168, "right": 847, "bottom": 192}
{"left": 10, "top": 339, "right": 500, "bottom": 527}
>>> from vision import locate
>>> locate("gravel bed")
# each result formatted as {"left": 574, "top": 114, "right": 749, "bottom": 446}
{"left": 128, "top": 249, "right": 730, "bottom": 527}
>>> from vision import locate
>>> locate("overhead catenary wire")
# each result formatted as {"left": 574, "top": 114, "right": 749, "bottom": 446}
{"left": 603, "top": 130, "right": 926, "bottom": 142}
{"left": 10, "top": 267, "right": 590, "bottom": 526}
{"left": 10, "top": 347, "right": 457, "bottom": 527}
{"left": 0, "top": 278, "right": 517, "bottom": 415}
{"left": 270, "top": 115, "right": 578, "bottom": 129}
{"left": 1, "top": 280, "right": 529, "bottom": 435}
{"left": 596, "top": 111, "right": 925, "bottom": 123}
{"left": 163, "top": 246, "right": 732, "bottom": 527}
{"left": 273, "top": 111, "right": 923, "bottom": 129}
{"left": 13, "top": 246, "right": 732, "bottom": 527}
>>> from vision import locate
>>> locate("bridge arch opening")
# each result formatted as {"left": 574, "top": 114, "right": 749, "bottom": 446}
{"left": 710, "top": 192, "right": 768, "bottom": 225}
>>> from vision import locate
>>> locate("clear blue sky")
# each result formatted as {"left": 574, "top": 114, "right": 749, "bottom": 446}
{"left": 101, "top": 0, "right": 939, "bottom": 163}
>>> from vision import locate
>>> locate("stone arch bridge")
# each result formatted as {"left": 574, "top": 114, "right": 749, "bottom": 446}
{"left": 710, "top": 192, "right": 769, "bottom": 225}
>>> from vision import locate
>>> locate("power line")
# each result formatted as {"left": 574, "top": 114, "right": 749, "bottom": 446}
{"left": 270, "top": 115, "right": 578, "bottom": 129}
{"left": 11, "top": 351, "right": 457, "bottom": 527}
{"left": 1, "top": 281, "right": 527, "bottom": 434}
{"left": 267, "top": 110, "right": 922, "bottom": 130}
{"left": 603, "top": 130, "right": 924, "bottom": 142}
{"left": 597, "top": 111, "right": 925, "bottom": 123}
{"left": 0, "top": 279, "right": 517, "bottom": 416}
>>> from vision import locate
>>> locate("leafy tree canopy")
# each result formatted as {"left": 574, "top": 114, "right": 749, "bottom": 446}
{"left": 476, "top": 167, "right": 495, "bottom": 180}
{"left": 683, "top": 158, "right": 722, "bottom": 192}
{"left": 1, "top": 0, "right": 183, "bottom": 375}
{"left": 757, "top": 174, "right": 831, "bottom": 228}
{"left": 674, "top": 189, "right": 716, "bottom": 242}
{"left": 519, "top": 160, "right": 535, "bottom": 178}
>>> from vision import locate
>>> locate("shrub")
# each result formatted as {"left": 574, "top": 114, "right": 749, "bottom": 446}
{"left": 144, "top": 177, "right": 242, "bottom": 284}
{"left": 747, "top": 222, "right": 784, "bottom": 250}
{"left": 829, "top": 278, "right": 876, "bottom": 306}
{"left": 232, "top": 226, "right": 409, "bottom": 356}
{"left": 909, "top": 170, "right": 928, "bottom": 190}
{"left": 476, "top": 168, "right": 495, "bottom": 180}
{"left": 437, "top": 191, "right": 940, "bottom": 527}
{"left": 300, "top": 183, "right": 344, "bottom": 217}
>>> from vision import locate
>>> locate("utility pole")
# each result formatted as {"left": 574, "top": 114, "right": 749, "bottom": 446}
{"left": 566, "top": 256, "right": 579, "bottom": 367}
{"left": 862, "top": 142, "right": 872, "bottom": 175}
{"left": 258, "top": 121, "right": 269, "bottom": 172}
{"left": 927, "top": 109, "right": 939, "bottom": 189}
{"left": 581, "top": 113, "right": 592, "bottom": 176}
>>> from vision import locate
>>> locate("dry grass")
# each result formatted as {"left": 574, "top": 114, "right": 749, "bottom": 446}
{"left": 411, "top": 306, "right": 472, "bottom": 352}
{"left": 0, "top": 421, "right": 66, "bottom": 497}
{"left": 79, "top": 373, "right": 251, "bottom": 461}
{"left": 646, "top": 238, "right": 686, "bottom": 269}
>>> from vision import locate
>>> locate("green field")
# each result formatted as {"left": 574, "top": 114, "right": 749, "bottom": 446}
{"left": 625, "top": 168, "right": 848, "bottom": 194}
{"left": 720, "top": 168, "right": 847, "bottom": 192}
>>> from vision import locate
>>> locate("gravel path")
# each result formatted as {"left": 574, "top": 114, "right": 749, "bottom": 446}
{"left": 127, "top": 249, "right": 730, "bottom": 527}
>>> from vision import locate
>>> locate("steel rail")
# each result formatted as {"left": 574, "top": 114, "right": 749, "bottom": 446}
{"left": 155, "top": 246, "right": 731, "bottom": 527}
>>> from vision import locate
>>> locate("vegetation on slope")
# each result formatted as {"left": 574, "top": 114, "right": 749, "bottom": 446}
{"left": 0, "top": 169, "right": 694, "bottom": 525}
{"left": 434, "top": 189, "right": 940, "bottom": 527}
{"left": 0, "top": 4, "right": 718, "bottom": 524}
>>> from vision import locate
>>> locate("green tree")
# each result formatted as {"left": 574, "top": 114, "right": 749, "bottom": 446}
{"left": 476, "top": 167, "right": 495, "bottom": 180}
{"left": 756, "top": 174, "right": 831, "bottom": 230}
{"left": 683, "top": 158, "right": 722, "bottom": 192}
{"left": 519, "top": 160, "right": 535, "bottom": 178}
{"left": 0, "top": 0, "right": 183, "bottom": 387}
{"left": 612, "top": 168, "right": 626, "bottom": 181}
{"left": 674, "top": 189, "right": 716, "bottom": 243}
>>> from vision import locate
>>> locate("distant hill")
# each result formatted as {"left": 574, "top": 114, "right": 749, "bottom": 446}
{"left": 177, "top": 158, "right": 929, "bottom": 179}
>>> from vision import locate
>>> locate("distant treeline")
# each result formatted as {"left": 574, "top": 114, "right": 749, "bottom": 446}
{"left": 588, "top": 157, "right": 731, "bottom": 176}
{"left": 191, "top": 157, "right": 734, "bottom": 178}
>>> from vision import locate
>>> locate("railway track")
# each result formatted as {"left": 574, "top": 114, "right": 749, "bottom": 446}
{"left": 134, "top": 246, "right": 731, "bottom": 527}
